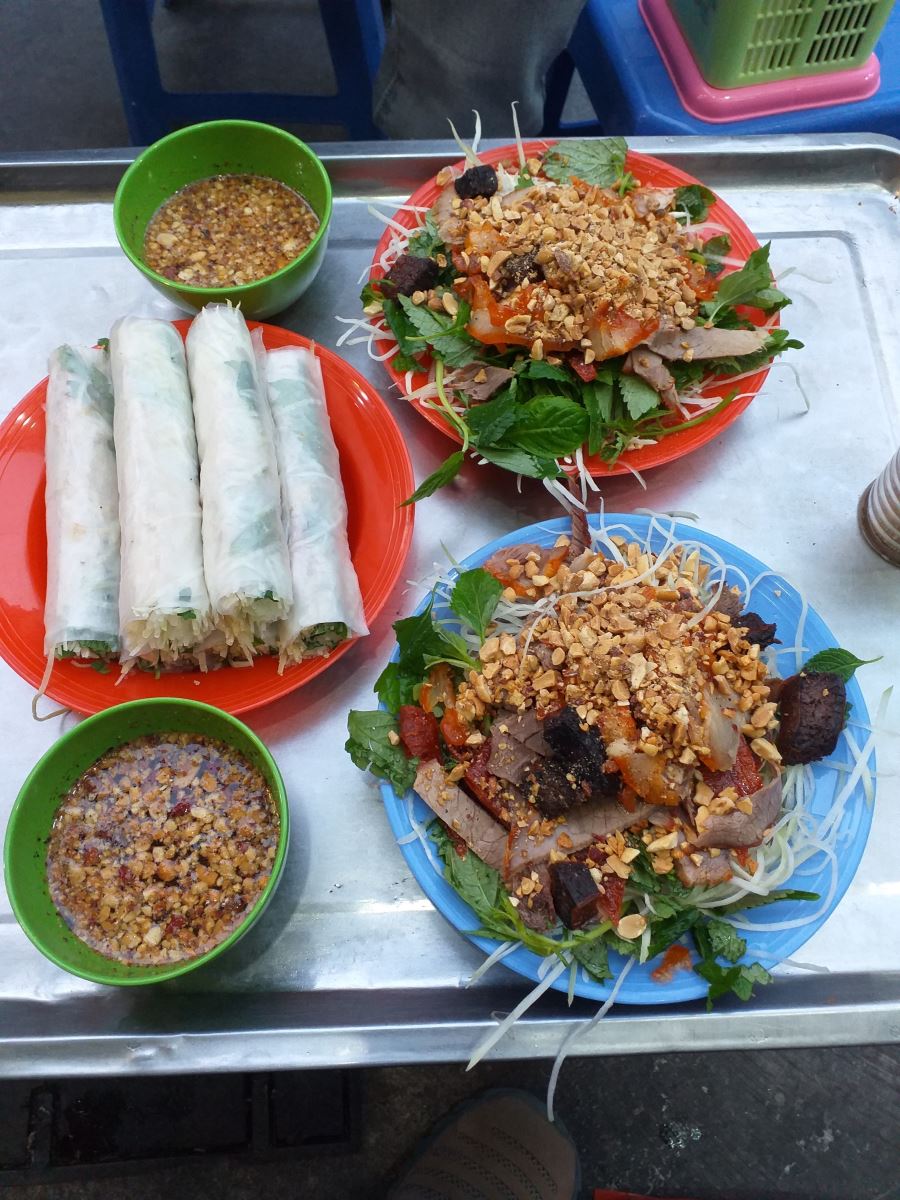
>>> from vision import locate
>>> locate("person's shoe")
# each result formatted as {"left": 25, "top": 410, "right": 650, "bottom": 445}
{"left": 387, "top": 1088, "right": 580, "bottom": 1200}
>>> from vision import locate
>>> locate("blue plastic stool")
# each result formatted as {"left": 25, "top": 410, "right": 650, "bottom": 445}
{"left": 99, "top": 0, "right": 385, "bottom": 144}
{"left": 558, "top": 0, "right": 900, "bottom": 137}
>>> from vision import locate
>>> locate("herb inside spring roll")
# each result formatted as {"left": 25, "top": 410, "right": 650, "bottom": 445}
{"left": 43, "top": 345, "right": 120, "bottom": 662}
{"left": 109, "top": 317, "right": 215, "bottom": 668}
{"left": 186, "top": 305, "right": 293, "bottom": 654}
{"left": 264, "top": 346, "right": 368, "bottom": 668}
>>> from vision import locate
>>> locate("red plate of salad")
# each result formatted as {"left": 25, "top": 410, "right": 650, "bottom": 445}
{"left": 353, "top": 135, "right": 801, "bottom": 501}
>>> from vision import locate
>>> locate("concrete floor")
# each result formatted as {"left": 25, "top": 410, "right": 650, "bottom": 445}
{"left": 1, "top": 4, "right": 898, "bottom": 1198}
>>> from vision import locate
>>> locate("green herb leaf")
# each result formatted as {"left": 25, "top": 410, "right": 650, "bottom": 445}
{"left": 675, "top": 184, "right": 715, "bottom": 224}
{"left": 466, "top": 388, "right": 520, "bottom": 447}
{"left": 96, "top": 337, "right": 110, "bottom": 351}
{"left": 694, "top": 957, "right": 772, "bottom": 1009}
{"left": 406, "top": 213, "right": 445, "bottom": 258}
{"left": 373, "top": 662, "right": 417, "bottom": 713}
{"left": 519, "top": 360, "right": 574, "bottom": 383}
{"left": 360, "top": 281, "right": 383, "bottom": 307}
{"left": 506, "top": 394, "right": 590, "bottom": 457}
{"left": 381, "top": 297, "right": 422, "bottom": 372}
{"left": 398, "top": 294, "right": 480, "bottom": 368}
{"left": 542, "top": 138, "right": 629, "bottom": 188}
{"left": 449, "top": 568, "right": 503, "bottom": 643}
{"left": 618, "top": 373, "right": 662, "bottom": 421}
{"left": 700, "top": 918, "right": 746, "bottom": 964}
{"left": 802, "top": 647, "right": 881, "bottom": 683}
{"left": 720, "top": 888, "right": 819, "bottom": 917}
{"left": 402, "top": 451, "right": 465, "bottom": 506}
{"left": 583, "top": 379, "right": 614, "bottom": 456}
{"left": 477, "top": 444, "right": 564, "bottom": 479}
{"left": 89, "top": 659, "right": 111, "bottom": 674}
{"left": 423, "top": 626, "right": 478, "bottom": 673}
{"left": 700, "top": 244, "right": 790, "bottom": 324}
{"left": 346, "top": 710, "right": 418, "bottom": 792}
{"left": 571, "top": 937, "right": 612, "bottom": 982}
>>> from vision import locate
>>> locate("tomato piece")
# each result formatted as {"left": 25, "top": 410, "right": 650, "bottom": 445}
{"left": 701, "top": 736, "right": 762, "bottom": 798}
{"left": 419, "top": 663, "right": 456, "bottom": 715}
{"left": 440, "top": 707, "right": 471, "bottom": 748}
{"left": 397, "top": 705, "right": 441, "bottom": 761}
{"left": 599, "top": 873, "right": 626, "bottom": 922}
{"left": 568, "top": 352, "right": 596, "bottom": 383}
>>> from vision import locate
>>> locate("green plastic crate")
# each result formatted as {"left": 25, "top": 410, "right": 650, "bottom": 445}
{"left": 666, "top": 0, "right": 895, "bottom": 88}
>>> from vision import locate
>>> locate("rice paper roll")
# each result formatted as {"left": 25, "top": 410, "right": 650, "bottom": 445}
{"left": 109, "top": 316, "right": 214, "bottom": 666}
{"left": 43, "top": 346, "right": 120, "bottom": 660}
{"left": 264, "top": 346, "right": 367, "bottom": 666}
{"left": 186, "top": 305, "right": 292, "bottom": 652}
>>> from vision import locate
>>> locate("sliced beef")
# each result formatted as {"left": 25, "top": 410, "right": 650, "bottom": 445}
{"left": 714, "top": 587, "right": 744, "bottom": 621}
{"left": 446, "top": 363, "right": 514, "bottom": 403}
{"left": 496, "top": 250, "right": 540, "bottom": 292}
{"left": 504, "top": 796, "right": 664, "bottom": 879}
{"left": 739, "top": 612, "right": 779, "bottom": 649}
{"left": 548, "top": 861, "right": 604, "bottom": 929}
{"left": 381, "top": 253, "right": 439, "bottom": 297}
{"left": 688, "top": 773, "right": 783, "bottom": 850}
{"left": 694, "top": 685, "right": 741, "bottom": 773}
{"left": 647, "top": 326, "right": 769, "bottom": 362}
{"left": 775, "top": 671, "right": 846, "bottom": 765}
{"left": 487, "top": 708, "right": 549, "bottom": 784}
{"left": 623, "top": 347, "right": 678, "bottom": 409}
{"left": 676, "top": 850, "right": 734, "bottom": 888}
{"left": 455, "top": 164, "right": 498, "bottom": 200}
{"left": 414, "top": 761, "right": 509, "bottom": 872}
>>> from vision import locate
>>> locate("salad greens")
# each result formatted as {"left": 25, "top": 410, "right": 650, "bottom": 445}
{"left": 802, "top": 647, "right": 881, "bottom": 683}
{"left": 362, "top": 138, "right": 803, "bottom": 503}
{"left": 346, "top": 565, "right": 822, "bottom": 1008}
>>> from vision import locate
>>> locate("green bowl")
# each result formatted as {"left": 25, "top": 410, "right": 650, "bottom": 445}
{"left": 113, "top": 119, "right": 332, "bottom": 319}
{"left": 4, "top": 699, "right": 289, "bottom": 986}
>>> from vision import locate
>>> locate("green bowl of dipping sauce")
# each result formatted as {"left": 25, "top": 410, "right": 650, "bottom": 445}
{"left": 4, "top": 698, "right": 289, "bottom": 986}
{"left": 113, "top": 119, "right": 332, "bottom": 319}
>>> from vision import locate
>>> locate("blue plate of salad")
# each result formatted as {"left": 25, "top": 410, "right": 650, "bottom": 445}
{"left": 347, "top": 513, "right": 878, "bottom": 1007}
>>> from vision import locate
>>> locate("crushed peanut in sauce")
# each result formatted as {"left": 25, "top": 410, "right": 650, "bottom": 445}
{"left": 46, "top": 734, "right": 279, "bottom": 965}
{"left": 143, "top": 174, "right": 319, "bottom": 288}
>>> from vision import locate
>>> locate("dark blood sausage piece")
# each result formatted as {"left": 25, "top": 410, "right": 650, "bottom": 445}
{"left": 775, "top": 671, "right": 846, "bottom": 765}
{"left": 740, "top": 611, "right": 779, "bottom": 649}
{"left": 454, "top": 164, "right": 498, "bottom": 200}
{"left": 380, "top": 253, "right": 440, "bottom": 297}
{"left": 397, "top": 705, "right": 441, "bottom": 761}
{"left": 548, "top": 861, "right": 604, "bottom": 929}
{"left": 542, "top": 708, "right": 619, "bottom": 799}
{"left": 496, "top": 250, "right": 541, "bottom": 293}
{"left": 529, "top": 757, "right": 586, "bottom": 818}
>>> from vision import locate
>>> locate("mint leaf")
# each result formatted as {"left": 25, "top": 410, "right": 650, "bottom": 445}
{"left": 346, "top": 710, "right": 418, "bottom": 792}
{"left": 478, "top": 444, "right": 564, "bottom": 479}
{"left": 381, "top": 297, "right": 422, "bottom": 371}
{"left": 721, "top": 888, "right": 819, "bottom": 917}
{"left": 398, "top": 294, "right": 480, "bottom": 368}
{"left": 700, "top": 244, "right": 790, "bottom": 324}
{"left": 571, "top": 937, "right": 612, "bottom": 982}
{"left": 582, "top": 378, "right": 614, "bottom": 456}
{"left": 507, "top": 395, "right": 589, "bottom": 457}
{"left": 675, "top": 184, "right": 715, "bottom": 224}
{"left": 694, "top": 957, "right": 772, "bottom": 1008}
{"left": 406, "top": 213, "right": 444, "bottom": 258}
{"left": 701, "top": 919, "right": 746, "bottom": 965}
{"left": 467, "top": 388, "right": 520, "bottom": 447}
{"left": 519, "top": 360, "right": 573, "bottom": 383}
{"left": 449, "top": 568, "right": 503, "bottom": 643}
{"left": 373, "top": 662, "right": 417, "bottom": 713}
{"left": 542, "top": 138, "right": 629, "bottom": 188}
{"left": 402, "top": 451, "right": 465, "bottom": 506}
{"left": 802, "top": 647, "right": 881, "bottom": 683}
{"left": 618, "top": 373, "right": 661, "bottom": 421}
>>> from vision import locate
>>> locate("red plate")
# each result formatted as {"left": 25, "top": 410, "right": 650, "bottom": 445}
{"left": 0, "top": 320, "right": 414, "bottom": 715}
{"left": 370, "top": 140, "right": 776, "bottom": 478}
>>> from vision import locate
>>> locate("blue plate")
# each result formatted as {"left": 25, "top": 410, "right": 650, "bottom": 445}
{"left": 379, "top": 515, "right": 875, "bottom": 1005}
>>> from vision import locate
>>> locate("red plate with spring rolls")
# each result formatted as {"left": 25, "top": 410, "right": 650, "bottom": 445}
{"left": 0, "top": 321, "right": 414, "bottom": 716}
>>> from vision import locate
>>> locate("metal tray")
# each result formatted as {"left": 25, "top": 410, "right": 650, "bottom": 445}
{"left": 1, "top": 135, "right": 898, "bottom": 1079}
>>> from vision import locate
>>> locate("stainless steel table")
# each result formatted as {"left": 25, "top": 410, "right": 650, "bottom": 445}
{"left": 1, "top": 136, "right": 898, "bottom": 1078}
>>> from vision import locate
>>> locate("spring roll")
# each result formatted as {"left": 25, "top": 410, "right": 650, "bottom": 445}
{"left": 43, "top": 346, "right": 120, "bottom": 661}
{"left": 264, "top": 346, "right": 367, "bottom": 667}
{"left": 186, "top": 305, "right": 292, "bottom": 653}
{"left": 109, "top": 316, "right": 214, "bottom": 667}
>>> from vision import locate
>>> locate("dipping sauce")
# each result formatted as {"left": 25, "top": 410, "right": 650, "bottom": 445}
{"left": 46, "top": 733, "right": 279, "bottom": 965}
{"left": 143, "top": 173, "right": 319, "bottom": 288}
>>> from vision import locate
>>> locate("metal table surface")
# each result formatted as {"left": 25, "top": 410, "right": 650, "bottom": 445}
{"left": 0, "top": 136, "right": 898, "bottom": 1079}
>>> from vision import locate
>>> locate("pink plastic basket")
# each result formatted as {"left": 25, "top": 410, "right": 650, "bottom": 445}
{"left": 640, "top": 0, "right": 881, "bottom": 123}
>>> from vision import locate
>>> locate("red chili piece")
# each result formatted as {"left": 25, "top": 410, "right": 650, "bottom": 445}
{"left": 397, "top": 705, "right": 441, "bottom": 761}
